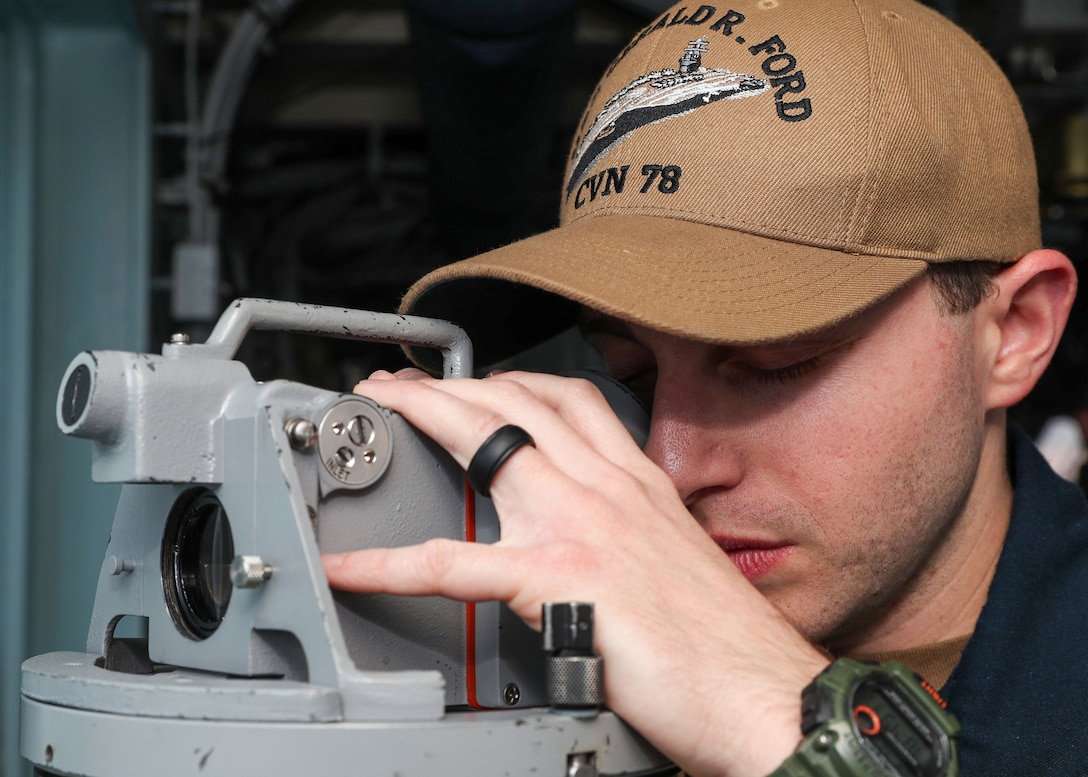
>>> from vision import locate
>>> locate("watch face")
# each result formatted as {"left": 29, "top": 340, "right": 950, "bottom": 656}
{"left": 850, "top": 676, "right": 952, "bottom": 777}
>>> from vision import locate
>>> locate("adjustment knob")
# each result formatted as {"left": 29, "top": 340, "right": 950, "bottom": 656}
{"left": 542, "top": 602, "right": 603, "bottom": 717}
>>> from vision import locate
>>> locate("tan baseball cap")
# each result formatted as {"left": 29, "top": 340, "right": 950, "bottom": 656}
{"left": 401, "top": 0, "right": 1041, "bottom": 368}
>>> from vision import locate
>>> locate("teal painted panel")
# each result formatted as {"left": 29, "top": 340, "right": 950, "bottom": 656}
{"left": 28, "top": 20, "right": 150, "bottom": 654}
{"left": 0, "top": 9, "right": 39, "bottom": 777}
{"left": 0, "top": 3, "right": 150, "bottom": 775}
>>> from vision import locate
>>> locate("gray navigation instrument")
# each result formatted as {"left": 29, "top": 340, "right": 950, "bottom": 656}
{"left": 21, "top": 298, "right": 671, "bottom": 777}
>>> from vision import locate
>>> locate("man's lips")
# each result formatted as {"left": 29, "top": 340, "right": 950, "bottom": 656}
{"left": 713, "top": 537, "right": 793, "bottom": 580}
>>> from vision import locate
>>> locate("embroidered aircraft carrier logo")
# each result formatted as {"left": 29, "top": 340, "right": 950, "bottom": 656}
{"left": 566, "top": 37, "right": 767, "bottom": 197}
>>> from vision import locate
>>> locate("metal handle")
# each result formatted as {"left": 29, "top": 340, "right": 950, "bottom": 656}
{"left": 162, "top": 297, "right": 474, "bottom": 379}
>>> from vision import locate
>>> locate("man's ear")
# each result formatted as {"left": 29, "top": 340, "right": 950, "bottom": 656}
{"left": 984, "top": 248, "right": 1078, "bottom": 410}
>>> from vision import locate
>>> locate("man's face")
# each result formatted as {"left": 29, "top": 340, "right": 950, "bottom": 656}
{"left": 582, "top": 277, "right": 995, "bottom": 652}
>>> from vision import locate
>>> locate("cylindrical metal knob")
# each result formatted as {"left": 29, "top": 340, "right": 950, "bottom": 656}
{"left": 231, "top": 555, "right": 274, "bottom": 589}
{"left": 547, "top": 654, "right": 604, "bottom": 709}
{"left": 542, "top": 602, "right": 603, "bottom": 717}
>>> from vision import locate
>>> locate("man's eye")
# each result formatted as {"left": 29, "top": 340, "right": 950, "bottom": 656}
{"left": 731, "top": 356, "right": 824, "bottom": 385}
{"left": 615, "top": 367, "right": 657, "bottom": 409}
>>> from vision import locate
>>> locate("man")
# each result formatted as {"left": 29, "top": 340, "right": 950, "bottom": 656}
{"left": 324, "top": 1, "right": 1085, "bottom": 774}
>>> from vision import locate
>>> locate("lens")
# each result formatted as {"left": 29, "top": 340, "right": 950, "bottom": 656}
{"left": 61, "top": 363, "right": 92, "bottom": 427}
{"left": 162, "top": 488, "right": 235, "bottom": 640}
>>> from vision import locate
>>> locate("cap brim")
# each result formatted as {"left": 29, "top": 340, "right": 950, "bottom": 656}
{"left": 402, "top": 214, "right": 929, "bottom": 370}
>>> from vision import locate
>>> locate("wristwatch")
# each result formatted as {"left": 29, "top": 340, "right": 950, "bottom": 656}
{"left": 768, "top": 658, "right": 960, "bottom": 777}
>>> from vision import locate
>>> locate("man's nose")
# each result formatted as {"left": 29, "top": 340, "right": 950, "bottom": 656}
{"left": 643, "top": 376, "right": 745, "bottom": 504}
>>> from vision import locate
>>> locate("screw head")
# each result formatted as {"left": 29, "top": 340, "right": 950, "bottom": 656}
{"left": 502, "top": 683, "right": 521, "bottom": 706}
{"left": 169, "top": 332, "right": 190, "bottom": 345}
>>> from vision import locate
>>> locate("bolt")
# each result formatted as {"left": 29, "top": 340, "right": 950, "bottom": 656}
{"left": 502, "top": 683, "right": 521, "bottom": 706}
{"left": 169, "top": 332, "right": 190, "bottom": 345}
{"left": 285, "top": 418, "right": 318, "bottom": 450}
{"left": 231, "top": 555, "right": 274, "bottom": 589}
{"left": 108, "top": 556, "right": 136, "bottom": 575}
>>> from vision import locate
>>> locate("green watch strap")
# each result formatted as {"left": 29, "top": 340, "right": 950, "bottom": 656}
{"left": 767, "top": 754, "right": 819, "bottom": 776}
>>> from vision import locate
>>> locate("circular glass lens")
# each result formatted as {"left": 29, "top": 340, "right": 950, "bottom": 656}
{"left": 162, "top": 488, "right": 234, "bottom": 639}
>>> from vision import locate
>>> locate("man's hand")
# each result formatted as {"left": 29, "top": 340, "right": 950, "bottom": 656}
{"left": 322, "top": 369, "right": 827, "bottom": 777}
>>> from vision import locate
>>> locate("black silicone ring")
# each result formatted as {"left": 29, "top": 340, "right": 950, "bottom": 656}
{"left": 467, "top": 424, "right": 536, "bottom": 498}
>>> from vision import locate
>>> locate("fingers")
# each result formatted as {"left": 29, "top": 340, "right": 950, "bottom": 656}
{"left": 350, "top": 378, "right": 540, "bottom": 472}
{"left": 354, "top": 370, "right": 659, "bottom": 488}
{"left": 341, "top": 368, "right": 713, "bottom": 582}
{"left": 345, "top": 369, "right": 696, "bottom": 554}
{"left": 321, "top": 539, "right": 588, "bottom": 627}
{"left": 323, "top": 540, "right": 517, "bottom": 602}
{"left": 485, "top": 371, "right": 648, "bottom": 463}
{"left": 370, "top": 380, "right": 670, "bottom": 522}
